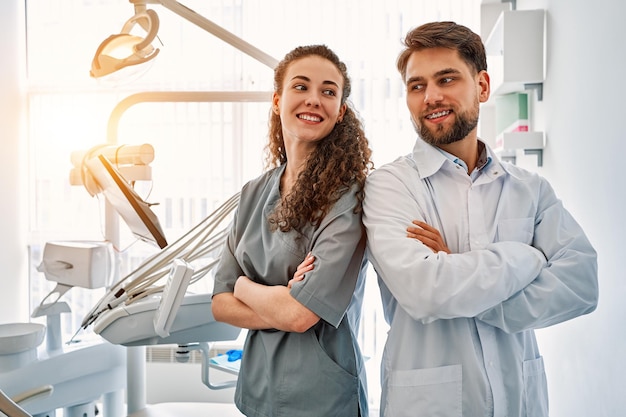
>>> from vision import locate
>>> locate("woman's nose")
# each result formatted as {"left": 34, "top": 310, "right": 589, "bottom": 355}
{"left": 305, "top": 92, "right": 321, "bottom": 107}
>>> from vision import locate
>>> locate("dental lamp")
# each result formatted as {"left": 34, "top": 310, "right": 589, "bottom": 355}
{"left": 90, "top": 0, "right": 278, "bottom": 81}
{"left": 90, "top": 8, "right": 161, "bottom": 83}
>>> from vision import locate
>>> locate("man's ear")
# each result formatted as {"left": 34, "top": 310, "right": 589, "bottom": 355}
{"left": 478, "top": 70, "right": 490, "bottom": 103}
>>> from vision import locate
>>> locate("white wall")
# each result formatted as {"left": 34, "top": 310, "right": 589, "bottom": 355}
{"left": 0, "top": 0, "right": 29, "bottom": 323}
{"left": 514, "top": 1, "right": 625, "bottom": 416}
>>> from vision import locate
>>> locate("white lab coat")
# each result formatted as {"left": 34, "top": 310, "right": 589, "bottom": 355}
{"left": 363, "top": 138, "right": 598, "bottom": 417}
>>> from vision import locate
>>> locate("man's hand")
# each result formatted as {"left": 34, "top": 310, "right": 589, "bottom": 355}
{"left": 407, "top": 220, "right": 451, "bottom": 254}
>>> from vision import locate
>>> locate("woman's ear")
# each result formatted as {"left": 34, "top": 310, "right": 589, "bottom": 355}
{"left": 272, "top": 92, "right": 281, "bottom": 114}
{"left": 337, "top": 103, "right": 347, "bottom": 123}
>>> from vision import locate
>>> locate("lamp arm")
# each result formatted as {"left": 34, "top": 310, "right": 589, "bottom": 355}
{"left": 106, "top": 91, "right": 272, "bottom": 144}
{"left": 155, "top": 0, "right": 278, "bottom": 69}
{"left": 121, "top": 9, "right": 160, "bottom": 53}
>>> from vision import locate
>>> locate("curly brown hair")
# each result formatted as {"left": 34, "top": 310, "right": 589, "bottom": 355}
{"left": 265, "top": 45, "right": 373, "bottom": 233}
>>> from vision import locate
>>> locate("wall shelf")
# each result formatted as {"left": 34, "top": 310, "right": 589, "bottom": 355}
{"left": 496, "top": 131, "right": 545, "bottom": 150}
{"left": 484, "top": 9, "right": 545, "bottom": 97}
{"left": 480, "top": 2, "right": 512, "bottom": 40}
{"left": 482, "top": 7, "right": 546, "bottom": 167}
{"left": 494, "top": 131, "right": 546, "bottom": 166}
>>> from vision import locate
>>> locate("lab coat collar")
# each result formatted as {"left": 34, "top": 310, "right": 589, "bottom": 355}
{"left": 410, "top": 137, "right": 517, "bottom": 182}
{"left": 410, "top": 137, "right": 448, "bottom": 179}
{"left": 479, "top": 143, "right": 527, "bottom": 181}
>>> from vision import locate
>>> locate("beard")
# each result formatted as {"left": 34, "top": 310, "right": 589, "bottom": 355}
{"left": 413, "top": 100, "right": 479, "bottom": 146}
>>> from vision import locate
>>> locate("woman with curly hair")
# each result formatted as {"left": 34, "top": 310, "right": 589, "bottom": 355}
{"left": 212, "top": 44, "right": 373, "bottom": 417}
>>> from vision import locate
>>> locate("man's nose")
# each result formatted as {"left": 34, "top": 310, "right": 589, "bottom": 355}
{"left": 423, "top": 84, "right": 443, "bottom": 105}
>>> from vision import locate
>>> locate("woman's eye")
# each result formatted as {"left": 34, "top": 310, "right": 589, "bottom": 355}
{"left": 294, "top": 84, "right": 306, "bottom": 91}
{"left": 323, "top": 89, "right": 337, "bottom": 96}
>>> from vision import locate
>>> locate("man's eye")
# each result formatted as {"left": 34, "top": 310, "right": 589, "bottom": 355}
{"left": 441, "top": 77, "right": 453, "bottom": 84}
{"left": 410, "top": 84, "right": 424, "bottom": 91}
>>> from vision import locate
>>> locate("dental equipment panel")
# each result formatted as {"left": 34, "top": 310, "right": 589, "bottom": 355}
{"left": 82, "top": 192, "right": 242, "bottom": 348}
{"left": 94, "top": 292, "right": 239, "bottom": 347}
{"left": 153, "top": 259, "right": 195, "bottom": 338}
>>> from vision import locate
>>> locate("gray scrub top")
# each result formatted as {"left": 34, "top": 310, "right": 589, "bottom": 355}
{"left": 213, "top": 165, "right": 368, "bottom": 417}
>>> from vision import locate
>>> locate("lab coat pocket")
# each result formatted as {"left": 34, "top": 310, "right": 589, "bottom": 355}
{"left": 385, "top": 364, "right": 462, "bottom": 417}
{"left": 523, "top": 356, "right": 549, "bottom": 417}
{"left": 496, "top": 217, "right": 534, "bottom": 244}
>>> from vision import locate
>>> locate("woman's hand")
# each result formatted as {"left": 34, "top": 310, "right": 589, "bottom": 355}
{"left": 407, "top": 220, "right": 451, "bottom": 254}
{"left": 288, "top": 252, "right": 315, "bottom": 289}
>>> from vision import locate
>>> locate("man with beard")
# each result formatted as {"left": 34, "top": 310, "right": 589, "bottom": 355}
{"left": 362, "top": 22, "right": 598, "bottom": 417}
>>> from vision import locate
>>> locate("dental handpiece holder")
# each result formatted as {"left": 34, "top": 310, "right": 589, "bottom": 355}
{"left": 34, "top": 240, "right": 114, "bottom": 351}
